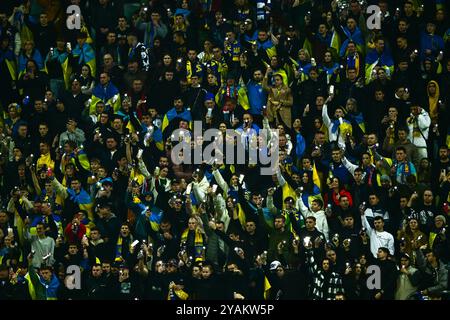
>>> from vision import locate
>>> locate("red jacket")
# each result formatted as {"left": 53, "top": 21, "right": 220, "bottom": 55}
{"left": 325, "top": 189, "right": 354, "bottom": 208}
{"left": 64, "top": 222, "right": 87, "bottom": 244}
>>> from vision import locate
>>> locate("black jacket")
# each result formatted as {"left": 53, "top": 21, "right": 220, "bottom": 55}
{"left": 373, "top": 258, "right": 397, "bottom": 300}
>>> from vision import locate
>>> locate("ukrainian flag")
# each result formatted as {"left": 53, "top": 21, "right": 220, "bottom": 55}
{"left": 72, "top": 42, "right": 96, "bottom": 77}
{"left": 61, "top": 56, "right": 72, "bottom": 89}
{"left": 312, "top": 161, "right": 322, "bottom": 190}
{"left": 137, "top": 204, "right": 163, "bottom": 232}
{"left": 330, "top": 30, "right": 341, "bottom": 57}
{"left": 44, "top": 50, "right": 72, "bottom": 89}
{"left": 152, "top": 128, "right": 164, "bottom": 151}
{"left": 161, "top": 108, "right": 192, "bottom": 132}
{"left": 256, "top": 40, "right": 277, "bottom": 59}
{"left": 89, "top": 83, "right": 121, "bottom": 114}
{"left": 18, "top": 50, "right": 44, "bottom": 78}
{"left": 61, "top": 150, "right": 91, "bottom": 173}
{"left": 67, "top": 188, "right": 94, "bottom": 224}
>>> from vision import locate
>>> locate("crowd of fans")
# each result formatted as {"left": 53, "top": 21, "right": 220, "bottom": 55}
{"left": 0, "top": 0, "right": 449, "bottom": 300}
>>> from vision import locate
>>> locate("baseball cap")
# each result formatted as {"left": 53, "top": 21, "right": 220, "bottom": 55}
{"left": 167, "top": 259, "right": 179, "bottom": 267}
{"left": 286, "top": 25, "right": 295, "bottom": 31}
{"left": 269, "top": 260, "right": 282, "bottom": 271}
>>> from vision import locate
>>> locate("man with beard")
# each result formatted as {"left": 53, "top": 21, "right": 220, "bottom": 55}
{"left": 337, "top": 213, "right": 365, "bottom": 261}
{"left": 83, "top": 263, "right": 109, "bottom": 299}
{"left": 244, "top": 69, "right": 267, "bottom": 126}
{"left": 152, "top": 70, "right": 181, "bottom": 115}
{"left": 409, "top": 189, "right": 438, "bottom": 235}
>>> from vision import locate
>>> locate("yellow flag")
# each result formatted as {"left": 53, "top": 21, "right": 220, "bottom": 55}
{"left": 312, "top": 161, "right": 321, "bottom": 191}
{"left": 264, "top": 276, "right": 271, "bottom": 300}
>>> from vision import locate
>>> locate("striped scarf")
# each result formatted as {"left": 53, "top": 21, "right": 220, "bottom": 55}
{"left": 181, "top": 229, "right": 204, "bottom": 262}
{"left": 115, "top": 235, "right": 133, "bottom": 262}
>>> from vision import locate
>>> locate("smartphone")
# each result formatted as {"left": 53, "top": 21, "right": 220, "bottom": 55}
{"left": 137, "top": 149, "right": 144, "bottom": 159}
{"left": 131, "top": 240, "right": 140, "bottom": 248}
{"left": 303, "top": 236, "right": 311, "bottom": 246}
{"left": 239, "top": 174, "right": 245, "bottom": 184}
{"left": 212, "top": 184, "right": 218, "bottom": 193}
{"left": 329, "top": 85, "right": 335, "bottom": 95}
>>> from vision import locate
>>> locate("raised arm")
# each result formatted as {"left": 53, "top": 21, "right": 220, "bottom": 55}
{"left": 30, "top": 166, "right": 42, "bottom": 196}
{"left": 361, "top": 210, "right": 373, "bottom": 234}
{"left": 322, "top": 103, "right": 332, "bottom": 128}
{"left": 262, "top": 116, "right": 273, "bottom": 144}
{"left": 276, "top": 167, "right": 287, "bottom": 187}
{"left": 342, "top": 156, "right": 359, "bottom": 177}
{"left": 192, "top": 181, "right": 207, "bottom": 204}
{"left": 212, "top": 168, "right": 229, "bottom": 194}
{"left": 51, "top": 176, "right": 68, "bottom": 199}
{"left": 137, "top": 158, "right": 152, "bottom": 179}
{"left": 296, "top": 194, "right": 310, "bottom": 219}
{"left": 213, "top": 193, "right": 230, "bottom": 231}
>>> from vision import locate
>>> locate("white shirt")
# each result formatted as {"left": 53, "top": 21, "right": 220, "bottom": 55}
{"left": 362, "top": 214, "right": 395, "bottom": 258}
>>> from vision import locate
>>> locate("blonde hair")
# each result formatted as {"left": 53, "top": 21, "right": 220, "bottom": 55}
{"left": 298, "top": 49, "right": 311, "bottom": 61}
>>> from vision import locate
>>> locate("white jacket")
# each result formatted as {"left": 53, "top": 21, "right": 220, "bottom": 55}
{"left": 192, "top": 176, "right": 210, "bottom": 203}
{"left": 407, "top": 110, "right": 431, "bottom": 149}
{"left": 362, "top": 213, "right": 395, "bottom": 258}
{"left": 296, "top": 197, "right": 329, "bottom": 241}
{"left": 322, "top": 104, "right": 346, "bottom": 149}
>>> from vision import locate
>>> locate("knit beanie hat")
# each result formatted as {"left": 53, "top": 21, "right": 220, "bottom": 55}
{"left": 435, "top": 215, "right": 447, "bottom": 224}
